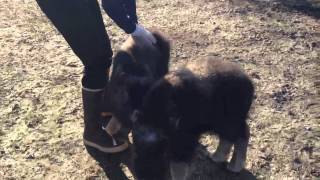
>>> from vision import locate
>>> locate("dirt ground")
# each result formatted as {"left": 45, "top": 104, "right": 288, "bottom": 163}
{"left": 0, "top": 0, "right": 319, "bottom": 179}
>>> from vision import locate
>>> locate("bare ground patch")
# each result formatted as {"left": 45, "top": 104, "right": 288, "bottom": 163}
{"left": 0, "top": 0, "right": 319, "bottom": 179}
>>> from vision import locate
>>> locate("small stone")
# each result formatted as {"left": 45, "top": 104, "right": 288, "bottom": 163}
{"left": 11, "top": 103, "right": 20, "bottom": 111}
{"left": 26, "top": 154, "right": 35, "bottom": 160}
{"left": 311, "top": 42, "right": 318, "bottom": 48}
{"left": 251, "top": 72, "right": 261, "bottom": 80}
{"left": 304, "top": 126, "right": 312, "bottom": 131}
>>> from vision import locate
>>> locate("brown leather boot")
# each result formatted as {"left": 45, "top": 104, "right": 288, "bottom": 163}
{"left": 82, "top": 87, "right": 129, "bottom": 153}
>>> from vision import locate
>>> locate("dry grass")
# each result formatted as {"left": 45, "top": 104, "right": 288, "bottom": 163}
{"left": 0, "top": 0, "right": 319, "bottom": 179}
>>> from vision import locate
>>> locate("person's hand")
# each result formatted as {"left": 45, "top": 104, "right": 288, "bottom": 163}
{"left": 131, "top": 24, "right": 157, "bottom": 46}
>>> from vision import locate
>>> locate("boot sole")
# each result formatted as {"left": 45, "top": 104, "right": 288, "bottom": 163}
{"left": 83, "top": 139, "right": 129, "bottom": 153}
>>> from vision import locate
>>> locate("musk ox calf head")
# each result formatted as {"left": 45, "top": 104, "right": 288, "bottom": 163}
{"left": 103, "top": 31, "right": 171, "bottom": 128}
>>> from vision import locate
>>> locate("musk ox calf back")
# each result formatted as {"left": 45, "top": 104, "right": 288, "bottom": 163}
{"left": 132, "top": 57, "right": 254, "bottom": 180}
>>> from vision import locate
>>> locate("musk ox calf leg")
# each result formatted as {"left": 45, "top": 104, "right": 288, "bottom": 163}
{"left": 212, "top": 123, "right": 250, "bottom": 172}
{"left": 170, "top": 162, "right": 189, "bottom": 180}
{"left": 211, "top": 138, "right": 233, "bottom": 162}
{"left": 227, "top": 137, "right": 249, "bottom": 172}
{"left": 227, "top": 123, "right": 250, "bottom": 172}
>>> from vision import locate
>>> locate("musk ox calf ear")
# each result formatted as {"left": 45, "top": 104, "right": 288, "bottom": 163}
{"left": 144, "top": 79, "right": 173, "bottom": 109}
{"left": 151, "top": 31, "right": 171, "bottom": 76}
{"left": 126, "top": 77, "right": 154, "bottom": 109}
{"left": 112, "top": 51, "right": 133, "bottom": 68}
{"left": 167, "top": 101, "right": 181, "bottom": 128}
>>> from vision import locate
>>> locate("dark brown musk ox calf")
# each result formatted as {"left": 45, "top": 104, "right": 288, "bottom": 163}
{"left": 101, "top": 31, "right": 171, "bottom": 137}
{"left": 131, "top": 57, "right": 255, "bottom": 180}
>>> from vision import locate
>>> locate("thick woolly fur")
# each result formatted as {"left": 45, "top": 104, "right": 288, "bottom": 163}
{"left": 104, "top": 31, "right": 170, "bottom": 128}
{"left": 132, "top": 57, "right": 255, "bottom": 179}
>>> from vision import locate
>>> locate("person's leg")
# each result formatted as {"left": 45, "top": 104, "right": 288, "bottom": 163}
{"left": 124, "top": 0, "right": 138, "bottom": 24}
{"left": 36, "top": 0, "right": 128, "bottom": 152}
{"left": 36, "top": 0, "right": 111, "bottom": 88}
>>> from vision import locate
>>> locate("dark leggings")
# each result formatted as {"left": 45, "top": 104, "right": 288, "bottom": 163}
{"left": 36, "top": 0, "right": 112, "bottom": 89}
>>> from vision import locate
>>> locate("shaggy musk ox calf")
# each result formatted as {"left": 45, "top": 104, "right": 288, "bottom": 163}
{"left": 103, "top": 31, "right": 170, "bottom": 129}
{"left": 131, "top": 57, "right": 254, "bottom": 180}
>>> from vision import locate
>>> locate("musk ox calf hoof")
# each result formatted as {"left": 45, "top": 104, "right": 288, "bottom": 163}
{"left": 211, "top": 153, "right": 228, "bottom": 163}
{"left": 227, "top": 163, "right": 243, "bottom": 173}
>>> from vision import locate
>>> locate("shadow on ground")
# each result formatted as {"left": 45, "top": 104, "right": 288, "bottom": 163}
{"left": 86, "top": 143, "right": 257, "bottom": 180}
{"left": 188, "top": 145, "right": 257, "bottom": 180}
{"left": 85, "top": 145, "right": 134, "bottom": 180}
